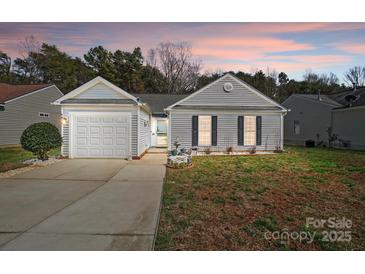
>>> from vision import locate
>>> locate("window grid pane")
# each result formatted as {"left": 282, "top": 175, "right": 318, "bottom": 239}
{"left": 244, "top": 116, "right": 256, "bottom": 146}
{"left": 198, "top": 116, "right": 211, "bottom": 146}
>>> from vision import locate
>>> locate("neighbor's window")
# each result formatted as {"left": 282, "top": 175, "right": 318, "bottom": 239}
{"left": 244, "top": 116, "right": 256, "bottom": 146}
{"left": 294, "top": 120, "right": 300, "bottom": 135}
{"left": 198, "top": 116, "right": 211, "bottom": 146}
{"left": 39, "top": 112, "right": 49, "bottom": 118}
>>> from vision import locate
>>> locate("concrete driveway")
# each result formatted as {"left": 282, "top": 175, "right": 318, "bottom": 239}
{"left": 0, "top": 153, "right": 166, "bottom": 250}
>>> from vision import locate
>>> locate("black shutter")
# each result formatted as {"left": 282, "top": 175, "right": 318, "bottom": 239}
{"left": 192, "top": 116, "right": 198, "bottom": 146}
{"left": 238, "top": 116, "right": 244, "bottom": 146}
{"left": 256, "top": 116, "right": 262, "bottom": 146}
{"left": 211, "top": 116, "right": 217, "bottom": 146}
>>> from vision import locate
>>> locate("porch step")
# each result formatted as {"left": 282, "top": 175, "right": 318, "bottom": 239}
{"left": 148, "top": 147, "right": 168, "bottom": 154}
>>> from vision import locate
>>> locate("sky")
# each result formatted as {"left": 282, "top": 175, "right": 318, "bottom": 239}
{"left": 1, "top": 22, "right": 365, "bottom": 81}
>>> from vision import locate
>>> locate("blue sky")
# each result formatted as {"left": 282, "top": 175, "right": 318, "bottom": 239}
{"left": 1, "top": 22, "right": 365, "bottom": 81}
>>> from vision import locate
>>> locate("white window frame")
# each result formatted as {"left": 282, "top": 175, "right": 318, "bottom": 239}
{"left": 39, "top": 112, "right": 50, "bottom": 118}
{"left": 198, "top": 115, "right": 211, "bottom": 146}
{"left": 244, "top": 116, "right": 256, "bottom": 146}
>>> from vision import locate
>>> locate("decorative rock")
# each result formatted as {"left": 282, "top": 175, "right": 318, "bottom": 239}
{"left": 167, "top": 154, "right": 192, "bottom": 168}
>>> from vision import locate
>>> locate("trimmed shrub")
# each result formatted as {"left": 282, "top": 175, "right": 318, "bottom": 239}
{"left": 21, "top": 122, "right": 62, "bottom": 160}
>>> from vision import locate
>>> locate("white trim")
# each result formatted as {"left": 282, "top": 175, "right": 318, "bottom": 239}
{"left": 167, "top": 114, "right": 172, "bottom": 150}
{"left": 281, "top": 114, "right": 284, "bottom": 150}
{"left": 52, "top": 76, "right": 138, "bottom": 105}
{"left": 168, "top": 108, "right": 283, "bottom": 115}
{"left": 137, "top": 106, "right": 140, "bottom": 155}
{"left": 165, "top": 73, "right": 287, "bottom": 111}
{"left": 5, "top": 85, "right": 63, "bottom": 104}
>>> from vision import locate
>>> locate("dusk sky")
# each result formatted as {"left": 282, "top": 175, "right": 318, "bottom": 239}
{"left": 1, "top": 22, "right": 365, "bottom": 81}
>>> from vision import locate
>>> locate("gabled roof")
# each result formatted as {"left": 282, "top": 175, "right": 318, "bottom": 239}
{"left": 53, "top": 76, "right": 139, "bottom": 105}
{"left": 0, "top": 83, "right": 53, "bottom": 104}
{"left": 165, "top": 73, "right": 287, "bottom": 111}
{"left": 284, "top": 94, "right": 342, "bottom": 107}
{"left": 131, "top": 93, "right": 188, "bottom": 114}
{"left": 329, "top": 87, "right": 365, "bottom": 108}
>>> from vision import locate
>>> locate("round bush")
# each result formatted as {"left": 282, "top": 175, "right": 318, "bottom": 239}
{"left": 21, "top": 122, "right": 62, "bottom": 160}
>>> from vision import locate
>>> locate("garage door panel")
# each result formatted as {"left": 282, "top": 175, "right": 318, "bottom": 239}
{"left": 102, "top": 137, "right": 113, "bottom": 145}
{"left": 90, "top": 137, "right": 101, "bottom": 145}
{"left": 90, "top": 126, "right": 100, "bottom": 134}
{"left": 72, "top": 113, "right": 130, "bottom": 158}
{"left": 77, "top": 137, "right": 88, "bottom": 145}
{"left": 103, "top": 126, "right": 113, "bottom": 134}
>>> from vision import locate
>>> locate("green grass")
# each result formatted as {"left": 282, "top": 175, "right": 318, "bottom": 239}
{"left": 0, "top": 146, "right": 61, "bottom": 172}
{"left": 155, "top": 146, "right": 365, "bottom": 250}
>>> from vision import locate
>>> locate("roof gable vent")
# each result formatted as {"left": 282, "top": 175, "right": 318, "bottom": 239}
{"left": 223, "top": 82, "right": 233, "bottom": 92}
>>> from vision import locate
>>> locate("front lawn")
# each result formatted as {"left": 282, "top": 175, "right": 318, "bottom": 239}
{"left": 155, "top": 146, "right": 365, "bottom": 250}
{"left": 0, "top": 146, "right": 60, "bottom": 173}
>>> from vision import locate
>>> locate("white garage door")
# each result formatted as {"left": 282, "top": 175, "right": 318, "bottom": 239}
{"left": 71, "top": 112, "right": 130, "bottom": 158}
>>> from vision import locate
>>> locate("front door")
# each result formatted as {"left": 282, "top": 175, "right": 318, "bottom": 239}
{"left": 156, "top": 119, "right": 168, "bottom": 147}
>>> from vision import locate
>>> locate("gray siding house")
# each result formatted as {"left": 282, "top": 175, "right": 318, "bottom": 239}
{"left": 282, "top": 94, "right": 341, "bottom": 145}
{"left": 0, "top": 83, "right": 63, "bottom": 145}
{"left": 54, "top": 74, "right": 287, "bottom": 159}
{"left": 165, "top": 73, "right": 287, "bottom": 152}
{"left": 331, "top": 88, "right": 365, "bottom": 150}
{"left": 282, "top": 88, "right": 365, "bottom": 150}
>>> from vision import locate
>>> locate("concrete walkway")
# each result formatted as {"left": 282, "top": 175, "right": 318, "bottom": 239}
{"left": 0, "top": 153, "right": 166, "bottom": 251}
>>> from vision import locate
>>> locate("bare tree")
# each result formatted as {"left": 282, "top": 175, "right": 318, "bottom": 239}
{"left": 147, "top": 42, "right": 202, "bottom": 94}
{"left": 343, "top": 66, "right": 365, "bottom": 87}
{"left": 17, "top": 35, "right": 41, "bottom": 58}
{"left": 14, "top": 35, "right": 42, "bottom": 83}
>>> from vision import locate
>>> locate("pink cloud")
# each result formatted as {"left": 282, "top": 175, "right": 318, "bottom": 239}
{"left": 335, "top": 43, "right": 365, "bottom": 54}
{"left": 204, "top": 54, "right": 351, "bottom": 73}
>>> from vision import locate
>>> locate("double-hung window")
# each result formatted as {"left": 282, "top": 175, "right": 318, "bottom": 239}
{"left": 244, "top": 116, "right": 256, "bottom": 146}
{"left": 198, "top": 116, "right": 211, "bottom": 146}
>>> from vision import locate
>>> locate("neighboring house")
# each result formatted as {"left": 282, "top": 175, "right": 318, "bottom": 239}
{"left": 330, "top": 88, "right": 365, "bottom": 150}
{"left": 282, "top": 88, "right": 365, "bottom": 150}
{"left": 53, "top": 74, "right": 287, "bottom": 159}
{"left": 0, "top": 83, "right": 63, "bottom": 145}
{"left": 282, "top": 94, "right": 342, "bottom": 145}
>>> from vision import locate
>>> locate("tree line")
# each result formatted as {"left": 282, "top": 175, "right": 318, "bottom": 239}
{"left": 0, "top": 36, "right": 364, "bottom": 102}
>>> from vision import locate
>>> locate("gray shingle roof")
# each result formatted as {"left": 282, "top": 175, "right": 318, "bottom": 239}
{"left": 131, "top": 93, "right": 188, "bottom": 114}
{"left": 328, "top": 87, "right": 365, "bottom": 108}
{"left": 291, "top": 94, "right": 342, "bottom": 107}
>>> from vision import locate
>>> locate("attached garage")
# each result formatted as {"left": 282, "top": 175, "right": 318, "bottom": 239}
{"left": 53, "top": 77, "right": 151, "bottom": 159}
{"left": 71, "top": 112, "right": 130, "bottom": 158}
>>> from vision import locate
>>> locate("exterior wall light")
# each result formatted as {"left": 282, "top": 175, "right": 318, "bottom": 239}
{"left": 61, "top": 116, "right": 68, "bottom": 125}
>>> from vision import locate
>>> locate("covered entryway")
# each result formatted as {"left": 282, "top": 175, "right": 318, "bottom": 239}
{"left": 71, "top": 112, "right": 130, "bottom": 158}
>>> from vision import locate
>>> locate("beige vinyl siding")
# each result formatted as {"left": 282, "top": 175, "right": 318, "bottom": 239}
{"left": 0, "top": 86, "right": 62, "bottom": 145}
{"left": 179, "top": 74, "right": 274, "bottom": 107}
{"left": 138, "top": 109, "right": 151, "bottom": 155}
{"left": 169, "top": 109, "right": 282, "bottom": 151}
{"left": 74, "top": 83, "right": 129, "bottom": 99}
{"left": 61, "top": 106, "right": 139, "bottom": 157}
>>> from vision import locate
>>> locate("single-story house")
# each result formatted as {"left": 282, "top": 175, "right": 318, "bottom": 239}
{"left": 0, "top": 83, "right": 63, "bottom": 145}
{"left": 53, "top": 73, "right": 287, "bottom": 159}
{"left": 282, "top": 88, "right": 365, "bottom": 150}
